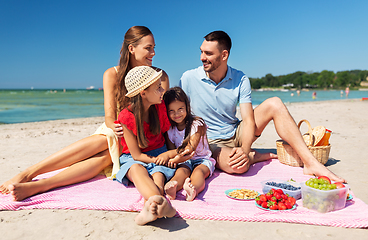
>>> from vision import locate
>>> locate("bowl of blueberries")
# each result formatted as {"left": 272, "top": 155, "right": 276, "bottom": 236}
{"left": 261, "top": 179, "right": 302, "bottom": 199}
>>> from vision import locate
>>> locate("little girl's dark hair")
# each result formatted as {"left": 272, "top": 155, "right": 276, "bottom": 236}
{"left": 163, "top": 87, "right": 206, "bottom": 153}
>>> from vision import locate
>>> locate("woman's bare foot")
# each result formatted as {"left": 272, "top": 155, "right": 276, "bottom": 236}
{"left": 164, "top": 181, "right": 178, "bottom": 200}
{"left": 135, "top": 196, "right": 159, "bottom": 225}
{"left": 183, "top": 177, "right": 197, "bottom": 201}
{"left": 154, "top": 195, "right": 176, "bottom": 218}
{"left": 303, "top": 160, "right": 346, "bottom": 183}
{"left": 8, "top": 180, "right": 46, "bottom": 201}
{"left": 1, "top": 172, "right": 34, "bottom": 194}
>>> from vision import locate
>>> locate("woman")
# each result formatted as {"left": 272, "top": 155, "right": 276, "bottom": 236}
{"left": 0, "top": 26, "right": 169, "bottom": 201}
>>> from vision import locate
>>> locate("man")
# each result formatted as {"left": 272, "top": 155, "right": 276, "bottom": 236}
{"left": 179, "top": 30, "right": 344, "bottom": 182}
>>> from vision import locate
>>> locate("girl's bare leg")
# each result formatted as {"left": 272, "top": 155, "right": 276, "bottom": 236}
{"left": 151, "top": 172, "right": 166, "bottom": 196}
{"left": 164, "top": 166, "right": 191, "bottom": 200}
{"left": 127, "top": 165, "right": 176, "bottom": 225}
{"left": 253, "top": 97, "right": 345, "bottom": 182}
{"left": 1, "top": 135, "right": 109, "bottom": 194}
{"left": 127, "top": 164, "right": 162, "bottom": 200}
{"left": 183, "top": 164, "right": 210, "bottom": 201}
{"left": 8, "top": 149, "right": 112, "bottom": 201}
{"left": 151, "top": 172, "right": 176, "bottom": 218}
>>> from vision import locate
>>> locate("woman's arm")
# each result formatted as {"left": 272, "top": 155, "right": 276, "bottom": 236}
{"left": 122, "top": 124, "right": 156, "bottom": 163}
{"left": 103, "top": 67, "right": 123, "bottom": 136}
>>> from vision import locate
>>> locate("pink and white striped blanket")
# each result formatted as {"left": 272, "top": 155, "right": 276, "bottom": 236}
{"left": 1, "top": 159, "right": 368, "bottom": 228}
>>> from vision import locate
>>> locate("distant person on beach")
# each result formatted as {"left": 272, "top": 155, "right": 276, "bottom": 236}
{"left": 163, "top": 87, "right": 216, "bottom": 201}
{"left": 115, "top": 66, "right": 180, "bottom": 225}
{"left": 179, "top": 30, "right": 345, "bottom": 182}
{"left": 345, "top": 86, "right": 350, "bottom": 97}
{"left": 297, "top": 89, "right": 300, "bottom": 96}
{"left": 312, "top": 91, "right": 317, "bottom": 99}
{"left": 1, "top": 26, "right": 171, "bottom": 201}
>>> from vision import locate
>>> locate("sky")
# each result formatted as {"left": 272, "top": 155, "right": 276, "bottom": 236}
{"left": 1, "top": 0, "right": 367, "bottom": 89}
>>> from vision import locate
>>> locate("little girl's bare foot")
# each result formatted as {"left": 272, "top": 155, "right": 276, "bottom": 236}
{"left": 1, "top": 172, "right": 33, "bottom": 194}
{"left": 164, "top": 180, "right": 178, "bottom": 200}
{"left": 155, "top": 195, "right": 176, "bottom": 218}
{"left": 135, "top": 196, "right": 159, "bottom": 225}
{"left": 183, "top": 177, "right": 197, "bottom": 201}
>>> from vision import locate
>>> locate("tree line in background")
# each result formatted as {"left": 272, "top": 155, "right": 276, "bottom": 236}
{"left": 249, "top": 70, "right": 368, "bottom": 89}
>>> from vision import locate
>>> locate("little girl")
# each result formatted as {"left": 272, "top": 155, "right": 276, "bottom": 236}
{"left": 163, "top": 87, "right": 216, "bottom": 201}
{"left": 115, "top": 66, "right": 190, "bottom": 225}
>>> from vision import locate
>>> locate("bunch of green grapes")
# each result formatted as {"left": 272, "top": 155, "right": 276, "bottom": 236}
{"left": 305, "top": 178, "right": 337, "bottom": 191}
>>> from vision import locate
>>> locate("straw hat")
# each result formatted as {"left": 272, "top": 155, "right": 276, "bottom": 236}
{"left": 125, "top": 66, "right": 162, "bottom": 97}
{"left": 311, "top": 125, "right": 326, "bottom": 146}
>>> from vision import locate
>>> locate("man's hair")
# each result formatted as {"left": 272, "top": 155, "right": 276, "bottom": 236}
{"left": 204, "top": 31, "right": 232, "bottom": 54}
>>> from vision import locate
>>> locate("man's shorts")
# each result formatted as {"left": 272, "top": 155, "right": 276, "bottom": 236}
{"left": 208, "top": 121, "right": 244, "bottom": 154}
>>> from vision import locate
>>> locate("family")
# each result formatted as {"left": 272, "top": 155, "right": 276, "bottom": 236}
{"left": 0, "top": 26, "right": 345, "bottom": 225}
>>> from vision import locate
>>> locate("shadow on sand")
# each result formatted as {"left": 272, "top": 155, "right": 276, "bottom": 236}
{"left": 253, "top": 148, "right": 277, "bottom": 155}
{"left": 325, "top": 158, "right": 341, "bottom": 167}
{"left": 148, "top": 215, "right": 189, "bottom": 232}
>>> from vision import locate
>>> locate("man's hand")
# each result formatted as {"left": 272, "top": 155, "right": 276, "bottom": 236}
{"left": 228, "top": 147, "right": 250, "bottom": 170}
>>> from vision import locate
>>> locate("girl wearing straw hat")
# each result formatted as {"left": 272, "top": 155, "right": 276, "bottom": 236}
{"left": 2, "top": 26, "right": 171, "bottom": 202}
{"left": 115, "top": 66, "right": 192, "bottom": 225}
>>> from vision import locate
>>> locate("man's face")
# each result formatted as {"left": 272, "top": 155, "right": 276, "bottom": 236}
{"left": 200, "top": 40, "right": 223, "bottom": 73}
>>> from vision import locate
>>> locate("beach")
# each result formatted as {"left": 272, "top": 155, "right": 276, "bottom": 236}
{"left": 1, "top": 99, "right": 367, "bottom": 239}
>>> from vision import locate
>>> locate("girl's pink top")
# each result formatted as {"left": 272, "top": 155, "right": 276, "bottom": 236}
{"left": 167, "top": 119, "right": 214, "bottom": 161}
{"left": 118, "top": 101, "right": 170, "bottom": 154}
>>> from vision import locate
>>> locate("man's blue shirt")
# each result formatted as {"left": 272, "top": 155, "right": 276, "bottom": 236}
{"left": 179, "top": 65, "right": 252, "bottom": 140}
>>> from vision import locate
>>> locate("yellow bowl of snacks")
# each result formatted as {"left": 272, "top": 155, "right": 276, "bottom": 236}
{"left": 225, "top": 188, "right": 259, "bottom": 201}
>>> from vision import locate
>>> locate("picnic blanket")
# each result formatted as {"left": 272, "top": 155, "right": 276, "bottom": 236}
{"left": 1, "top": 159, "right": 368, "bottom": 228}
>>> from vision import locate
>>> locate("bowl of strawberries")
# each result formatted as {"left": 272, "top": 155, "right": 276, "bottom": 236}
{"left": 255, "top": 188, "right": 297, "bottom": 211}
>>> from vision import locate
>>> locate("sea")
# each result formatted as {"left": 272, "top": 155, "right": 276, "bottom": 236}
{"left": 1, "top": 89, "right": 367, "bottom": 124}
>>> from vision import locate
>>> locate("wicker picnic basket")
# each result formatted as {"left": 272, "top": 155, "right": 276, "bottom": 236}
{"left": 276, "top": 119, "right": 331, "bottom": 167}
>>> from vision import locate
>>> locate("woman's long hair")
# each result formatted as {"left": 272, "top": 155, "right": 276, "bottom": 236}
{"left": 163, "top": 87, "right": 206, "bottom": 153}
{"left": 116, "top": 26, "right": 152, "bottom": 112}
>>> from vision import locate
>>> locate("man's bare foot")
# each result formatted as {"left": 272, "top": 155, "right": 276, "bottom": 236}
{"left": 183, "top": 177, "right": 197, "bottom": 201}
{"left": 135, "top": 196, "right": 159, "bottom": 225}
{"left": 249, "top": 150, "right": 277, "bottom": 164}
{"left": 155, "top": 195, "right": 176, "bottom": 218}
{"left": 303, "top": 161, "right": 346, "bottom": 183}
{"left": 164, "top": 181, "right": 178, "bottom": 200}
{"left": 1, "top": 172, "right": 33, "bottom": 195}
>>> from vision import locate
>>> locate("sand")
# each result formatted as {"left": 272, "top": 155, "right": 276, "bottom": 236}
{"left": 1, "top": 99, "right": 367, "bottom": 239}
